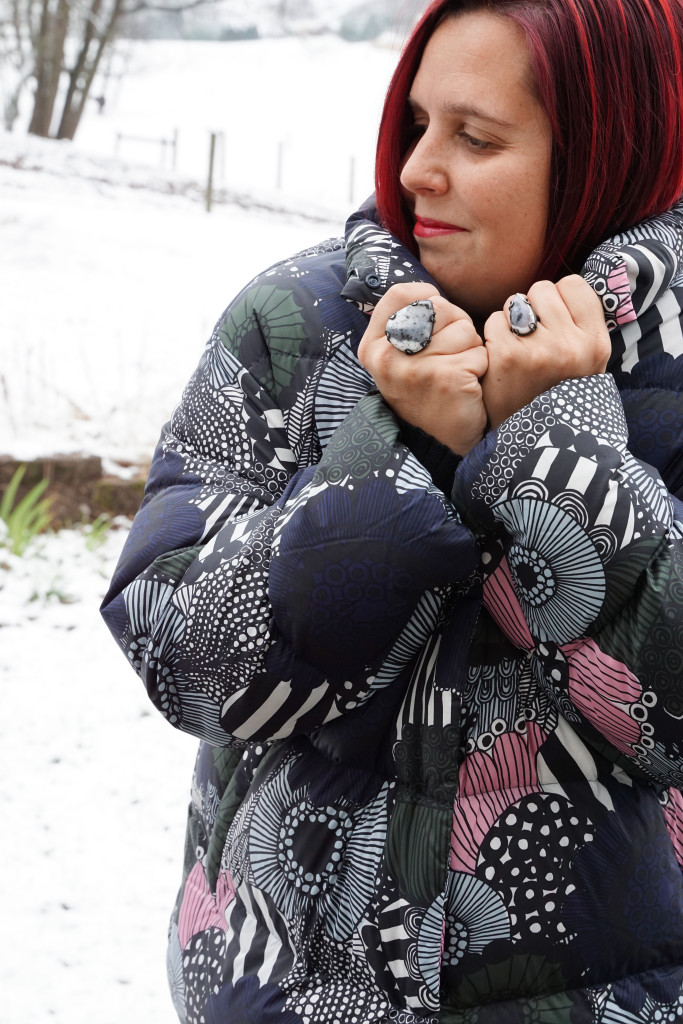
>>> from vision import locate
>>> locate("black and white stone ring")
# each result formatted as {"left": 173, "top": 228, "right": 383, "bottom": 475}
{"left": 508, "top": 293, "right": 539, "bottom": 336}
{"left": 385, "top": 299, "right": 436, "bottom": 355}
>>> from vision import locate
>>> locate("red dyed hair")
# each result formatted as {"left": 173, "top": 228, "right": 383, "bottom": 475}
{"left": 375, "top": 0, "right": 683, "bottom": 279}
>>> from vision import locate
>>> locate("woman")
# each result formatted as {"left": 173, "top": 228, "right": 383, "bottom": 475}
{"left": 102, "top": 0, "right": 683, "bottom": 1020}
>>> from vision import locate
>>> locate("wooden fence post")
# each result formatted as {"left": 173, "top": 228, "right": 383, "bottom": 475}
{"left": 206, "top": 131, "right": 217, "bottom": 213}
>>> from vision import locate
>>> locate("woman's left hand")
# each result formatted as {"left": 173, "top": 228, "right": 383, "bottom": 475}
{"left": 481, "top": 275, "right": 611, "bottom": 428}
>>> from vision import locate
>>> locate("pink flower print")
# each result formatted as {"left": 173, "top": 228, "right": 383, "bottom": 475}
{"left": 451, "top": 724, "right": 545, "bottom": 874}
{"left": 562, "top": 638, "right": 642, "bottom": 755}
{"left": 662, "top": 788, "right": 683, "bottom": 867}
{"left": 606, "top": 262, "right": 637, "bottom": 326}
{"left": 483, "top": 557, "right": 534, "bottom": 651}
{"left": 178, "top": 861, "right": 236, "bottom": 949}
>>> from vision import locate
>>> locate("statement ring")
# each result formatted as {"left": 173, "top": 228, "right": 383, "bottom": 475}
{"left": 508, "top": 293, "right": 539, "bottom": 336}
{"left": 386, "top": 299, "right": 436, "bottom": 355}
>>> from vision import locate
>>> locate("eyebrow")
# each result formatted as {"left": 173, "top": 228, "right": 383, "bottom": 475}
{"left": 407, "top": 96, "right": 515, "bottom": 130}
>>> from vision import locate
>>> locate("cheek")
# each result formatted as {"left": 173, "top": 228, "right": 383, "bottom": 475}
{"left": 486, "top": 165, "right": 549, "bottom": 257}
{"left": 522, "top": 154, "right": 552, "bottom": 244}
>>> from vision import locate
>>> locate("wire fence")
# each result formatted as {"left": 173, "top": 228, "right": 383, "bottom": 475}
{"left": 111, "top": 127, "right": 372, "bottom": 213}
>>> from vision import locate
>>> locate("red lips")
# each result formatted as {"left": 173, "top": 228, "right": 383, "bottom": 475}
{"left": 414, "top": 216, "right": 467, "bottom": 238}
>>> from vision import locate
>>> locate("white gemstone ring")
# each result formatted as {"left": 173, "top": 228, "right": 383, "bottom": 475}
{"left": 385, "top": 299, "right": 436, "bottom": 355}
{"left": 508, "top": 293, "right": 539, "bottom": 336}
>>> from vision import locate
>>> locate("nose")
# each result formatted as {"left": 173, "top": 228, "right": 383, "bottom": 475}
{"left": 400, "top": 131, "right": 448, "bottom": 196}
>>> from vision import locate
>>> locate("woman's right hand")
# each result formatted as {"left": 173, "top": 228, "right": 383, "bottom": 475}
{"left": 357, "top": 284, "right": 489, "bottom": 456}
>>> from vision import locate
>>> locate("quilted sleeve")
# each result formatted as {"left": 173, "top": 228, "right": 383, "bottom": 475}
{"left": 101, "top": 278, "right": 479, "bottom": 747}
{"left": 452, "top": 372, "right": 683, "bottom": 787}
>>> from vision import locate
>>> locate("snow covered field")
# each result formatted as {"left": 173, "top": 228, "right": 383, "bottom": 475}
{"left": 1, "top": 35, "right": 399, "bottom": 464}
{"left": 0, "top": 33, "right": 401, "bottom": 1024}
{"left": 0, "top": 521, "right": 199, "bottom": 1024}
{"left": 0, "top": 139, "right": 344, "bottom": 465}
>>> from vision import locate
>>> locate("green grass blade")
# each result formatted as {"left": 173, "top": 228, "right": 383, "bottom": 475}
{"left": 0, "top": 465, "right": 26, "bottom": 522}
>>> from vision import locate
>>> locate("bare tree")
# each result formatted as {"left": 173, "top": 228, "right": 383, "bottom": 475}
{"left": 0, "top": 0, "right": 225, "bottom": 140}
{"left": 55, "top": 0, "right": 124, "bottom": 139}
{"left": 0, "top": 0, "right": 37, "bottom": 129}
{"left": 1, "top": 0, "right": 393, "bottom": 139}
{"left": 28, "top": 0, "right": 69, "bottom": 134}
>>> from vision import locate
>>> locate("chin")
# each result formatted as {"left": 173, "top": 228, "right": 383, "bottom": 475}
{"left": 436, "top": 273, "right": 518, "bottom": 321}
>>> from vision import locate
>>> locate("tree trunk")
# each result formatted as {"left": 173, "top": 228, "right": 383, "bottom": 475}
{"left": 27, "top": 0, "right": 69, "bottom": 136}
{"left": 3, "top": 69, "right": 33, "bottom": 131}
{"left": 55, "top": 0, "right": 122, "bottom": 140}
{"left": 54, "top": 0, "right": 102, "bottom": 139}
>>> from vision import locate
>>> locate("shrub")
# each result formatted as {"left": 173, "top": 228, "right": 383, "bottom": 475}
{"left": 0, "top": 465, "right": 53, "bottom": 556}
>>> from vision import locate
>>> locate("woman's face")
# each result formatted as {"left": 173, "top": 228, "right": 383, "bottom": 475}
{"left": 400, "top": 10, "right": 552, "bottom": 321}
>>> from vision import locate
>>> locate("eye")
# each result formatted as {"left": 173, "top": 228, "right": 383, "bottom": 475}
{"left": 457, "top": 131, "right": 491, "bottom": 151}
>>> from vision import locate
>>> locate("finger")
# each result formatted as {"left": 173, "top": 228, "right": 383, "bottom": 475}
{"left": 523, "top": 279, "right": 577, "bottom": 331}
{"left": 360, "top": 286, "right": 477, "bottom": 370}
{"left": 372, "top": 282, "right": 439, "bottom": 323}
{"left": 555, "top": 274, "right": 606, "bottom": 331}
{"left": 375, "top": 283, "right": 473, "bottom": 325}
{"left": 484, "top": 309, "right": 524, "bottom": 345}
{"left": 381, "top": 296, "right": 473, "bottom": 357}
{"left": 459, "top": 345, "right": 489, "bottom": 380}
{"left": 372, "top": 285, "right": 472, "bottom": 337}
{"left": 426, "top": 317, "right": 484, "bottom": 356}
{"left": 360, "top": 285, "right": 437, "bottom": 368}
{"left": 391, "top": 346, "right": 489, "bottom": 395}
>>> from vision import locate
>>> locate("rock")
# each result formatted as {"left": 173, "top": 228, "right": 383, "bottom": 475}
{"left": 92, "top": 476, "right": 146, "bottom": 518}
{"left": 0, "top": 455, "right": 146, "bottom": 528}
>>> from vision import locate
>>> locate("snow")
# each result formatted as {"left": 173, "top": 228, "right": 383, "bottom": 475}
{"left": 0, "top": 33, "right": 401, "bottom": 1024}
{"left": 1, "top": 521, "right": 197, "bottom": 1023}
{"left": 1, "top": 35, "right": 399, "bottom": 465}
{"left": 0, "top": 149, "right": 341, "bottom": 465}
{"left": 82, "top": 35, "right": 397, "bottom": 197}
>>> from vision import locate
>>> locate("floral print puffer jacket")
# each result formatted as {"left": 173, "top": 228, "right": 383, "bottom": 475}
{"left": 102, "top": 198, "right": 683, "bottom": 1023}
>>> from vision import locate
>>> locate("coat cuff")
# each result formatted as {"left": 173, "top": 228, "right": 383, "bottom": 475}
{"left": 451, "top": 375, "right": 629, "bottom": 529}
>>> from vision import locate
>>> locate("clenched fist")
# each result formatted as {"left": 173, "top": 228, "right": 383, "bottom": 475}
{"left": 358, "top": 283, "right": 488, "bottom": 456}
{"left": 482, "top": 275, "right": 611, "bottom": 427}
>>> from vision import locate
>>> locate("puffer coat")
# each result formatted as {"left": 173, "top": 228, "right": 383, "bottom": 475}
{"left": 102, "top": 197, "right": 683, "bottom": 1023}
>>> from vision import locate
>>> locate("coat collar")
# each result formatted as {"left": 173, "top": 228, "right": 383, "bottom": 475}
{"left": 342, "top": 195, "right": 683, "bottom": 331}
{"left": 340, "top": 197, "right": 439, "bottom": 312}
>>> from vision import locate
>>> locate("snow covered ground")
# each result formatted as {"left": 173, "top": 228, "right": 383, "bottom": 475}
{"left": 0, "top": 33, "right": 401, "bottom": 1024}
{"left": 0, "top": 521, "right": 199, "bottom": 1024}
{"left": 0, "top": 139, "right": 344, "bottom": 466}
{"left": 1, "top": 35, "right": 399, "bottom": 465}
